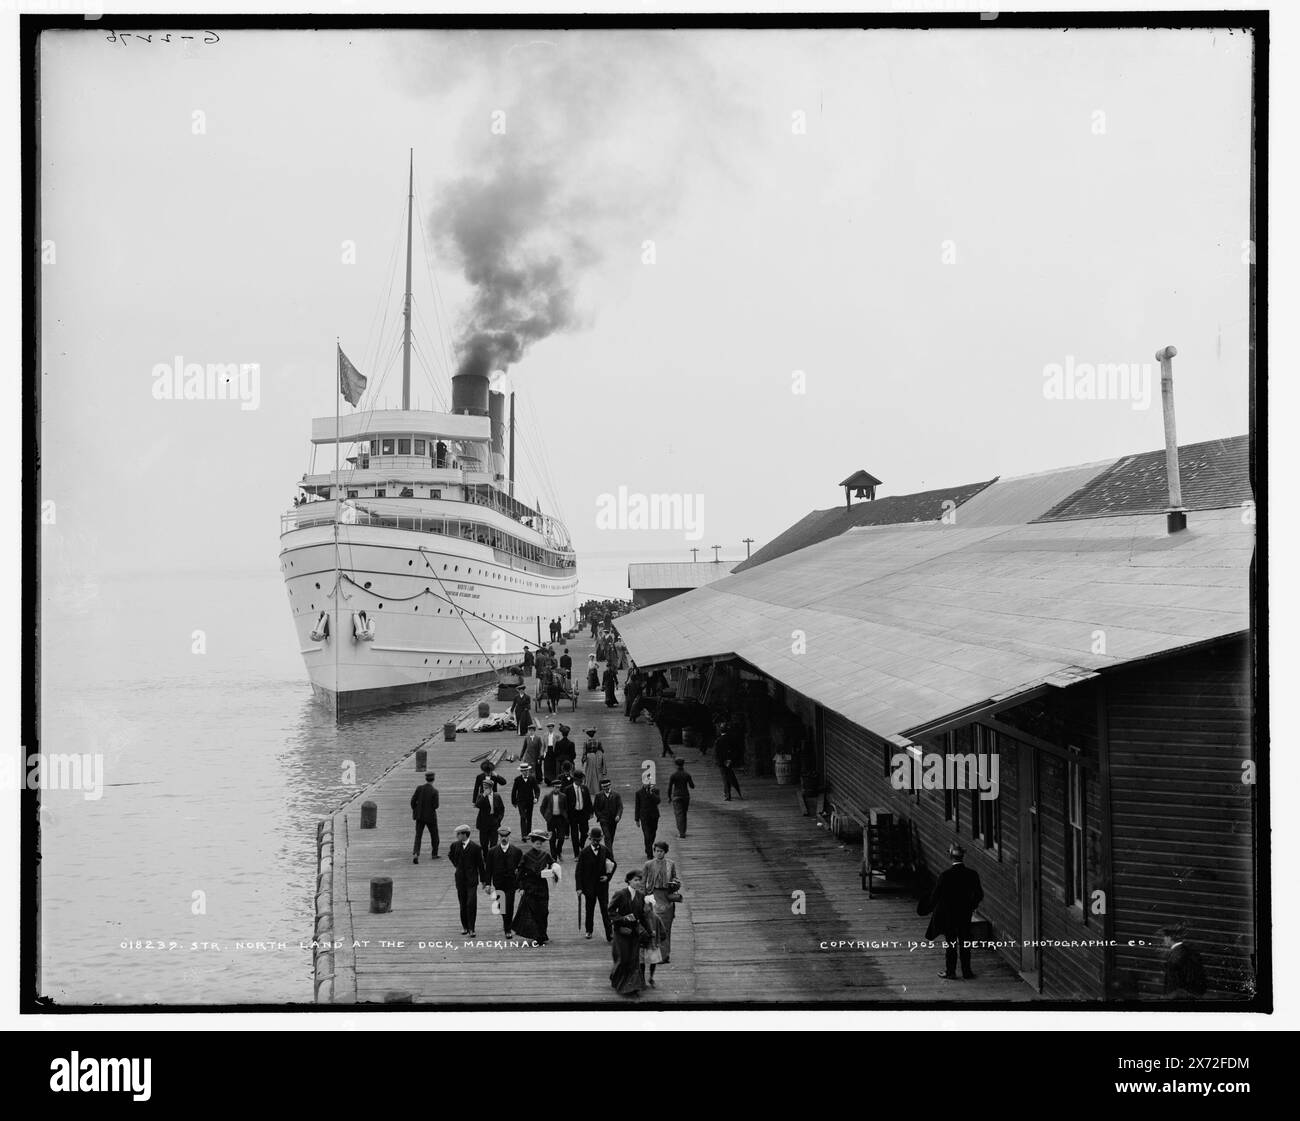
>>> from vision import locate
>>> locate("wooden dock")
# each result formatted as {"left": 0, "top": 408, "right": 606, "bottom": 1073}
{"left": 315, "top": 632, "right": 1037, "bottom": 1006}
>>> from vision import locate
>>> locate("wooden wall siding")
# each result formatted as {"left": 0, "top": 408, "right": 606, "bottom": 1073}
{"left": 979, "top": 693, "right": 1108, "bottom": 998}
{"left": 1106, "top": 638, "right": 1255, "bottom": 998}
{"left": 823, "top": 714, "right": 1022, "bottom": 980}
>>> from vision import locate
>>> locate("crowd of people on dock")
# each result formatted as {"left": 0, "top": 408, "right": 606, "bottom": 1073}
{"left": 408, "top": 610, "right": 685, "bottom": 995}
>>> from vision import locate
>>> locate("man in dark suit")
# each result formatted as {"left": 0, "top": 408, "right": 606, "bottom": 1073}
{"left": 482, "top": 827, "right": 523, "bottom": 937}
{"left": 923, "top": 843, "right": 984, "bottom": 980}
{"left": 475, "top": 785, "right": 507, "bottom": 853}
{"left": 448, "top": 825, "right": 484, "bottom": 936}
{"left": 594, "top": 779, "right": 623, "bottom": 854}
{"left": 511, "top": 763, "right": 541, "bottom": 837}
{"left": 634, "top": 778, "right": 661, "bottom": 859}
{"left": 540, "top": 782, "right": 571, "bottom": 861}
{"left": 410, "top": 772, "right": 440, "bottom": 864}
{"left": 567, "top": 774, "right": 594, "bottom": 855}
{"left": 575, "top": 826, "right": 617, "bottom": 941}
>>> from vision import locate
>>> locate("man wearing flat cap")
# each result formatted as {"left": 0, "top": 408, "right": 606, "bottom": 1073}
{"left": 512, "top": 762, "right": 542, "bottom": 837}
{"left": 594, "top": 778, "right": 624, "bottom": 855}
{"left": 410, "top": 771, "right": 440, "bottom": 864}
{"left": 448, "top": 825, "right": 484, "bottom": 936}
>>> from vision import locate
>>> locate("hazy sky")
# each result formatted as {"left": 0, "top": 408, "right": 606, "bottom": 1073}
{"left": 39, "top": 26, "right": 1253, "bottom": 596}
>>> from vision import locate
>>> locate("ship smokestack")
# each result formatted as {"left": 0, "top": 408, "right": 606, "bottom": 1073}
{"left": 1156, "top": 345, "right": 1186, "bottom": 534}
{"left": 451, "top": 372, "right": 490, "bottom": 417}
{"left": 488, "top": 390, "right": 507, "bottom": 482}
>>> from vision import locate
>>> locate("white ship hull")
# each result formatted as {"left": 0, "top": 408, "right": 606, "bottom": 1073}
{"left": 280, "top": 522, "right": 579, "bottom": 713}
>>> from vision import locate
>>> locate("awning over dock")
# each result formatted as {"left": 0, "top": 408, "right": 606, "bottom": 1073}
{"left": 616, "top": 506, "right": 1253, "bottom": 743}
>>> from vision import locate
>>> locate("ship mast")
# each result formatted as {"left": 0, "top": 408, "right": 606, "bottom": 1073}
{"left": 401, "top": 148, "right": 414, "bottom": 410}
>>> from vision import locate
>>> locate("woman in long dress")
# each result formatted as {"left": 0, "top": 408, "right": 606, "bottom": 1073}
{"left": 609, "top": 870, "right": 654, "bottom": 996}
{"left": 580, "top": 732, "right": 607, "bottom": 797}
{"left": 511, "top": 832, "right": 559, "bottom": 945}
{"left": 602, "top": 666, "right": 619, "bottom": 708}
{"left": 586, "top": 653, "right": 599, "bottom": 691}
{"left": 642, "top": 841, "right": 681, "bottom": 979}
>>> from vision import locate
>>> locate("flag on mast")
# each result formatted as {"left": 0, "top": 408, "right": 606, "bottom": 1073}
{"left": 338, "top": 344, "right": 367, "bottom": 406}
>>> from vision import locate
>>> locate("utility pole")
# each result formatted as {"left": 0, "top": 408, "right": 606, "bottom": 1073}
{"left": 742, "top": 537, "right": 754, "bottom": 558}
{"left": 689, "top": 548, "right": 699, "bottom": 562}
{"left": 711, "top": 545, "right": 722, "bottom": 563}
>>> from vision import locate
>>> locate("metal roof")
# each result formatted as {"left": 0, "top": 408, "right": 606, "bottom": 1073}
{"left": 732, "top": 478, "right": 996, "bottom": 573}
{"left": 627, "top": 562, "right": 736, "bottom": 590}
{"left": 951, "top": 461, "right": 1116, "bottom": 528}
{"left": 616, "top": 506, "right": 1253, "bottom": 744}
{"left": 1036, "top": 435, "right": 1251, "bottom": 522}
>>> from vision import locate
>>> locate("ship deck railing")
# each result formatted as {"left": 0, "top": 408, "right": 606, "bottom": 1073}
{"left": 279, "top": 506, "right": 576, "bottom": 574}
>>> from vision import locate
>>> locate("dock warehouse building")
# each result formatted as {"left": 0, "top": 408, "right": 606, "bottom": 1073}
{"left": 627, "top": 561, "right": 736, "bottom": 609}
{"left": 615, "top": 436, "right": 1257, "bottom": 999}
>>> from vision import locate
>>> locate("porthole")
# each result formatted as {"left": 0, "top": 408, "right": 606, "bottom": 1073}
{"left": 364, "top": 581, "right": 372, "bottom": 589}
{"left": 315, "top": 582, "right": 321, "bottom": 589}
{"left": 378, "top": 603, "right": 383, "bottom": 609}
{"left": 408, "top": 560, "right": 413, "bottom": 566}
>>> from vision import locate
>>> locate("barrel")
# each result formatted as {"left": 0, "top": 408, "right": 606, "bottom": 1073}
{"left": 443, "top": 722, "right": 457, "bottom": 742}
{"left": 360, "top": 801, "right": 378, "bottom": 828}
{"left": 414, "top": 748, "right": 427, "bottom": 771}
{"left": 369, "top": 876, "right": 393, "bottom": 913}
{"left": 478, "top": 701, "right": 491, "bottom": 718}
{"left": 773, "top": 755, "right": 792, "bottom": 785}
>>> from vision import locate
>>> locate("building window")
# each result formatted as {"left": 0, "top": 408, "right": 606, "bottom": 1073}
{"left": 346, "top": 489, "right": 358, "bottom": 499}
{"left": 1066, "top": 755, "right": 1085, "bottom": 910}
{"left": 430, "top": 489, "right": 441, "bottom": 499}
{"left": 414, "top": 439, "right": 426, "bottom": 456}
{"left": 398, "top": 438, "right": 411, "bottom": 455}
{"left": 944, "top": 731, "right": 959, "bottom": 829}
{"left": 358, "top": 455, "right": 370, "bottom": 470}
{"left": 369, "top": 439, "right": 379, "bottom": 454}
{"left": 376, "top": 489, "right": 386, "bottom": 498}
{"left": 381, "top": 438, "right": 394, "bottom": 455}
{"left": 970, "top": 725, "right": 1001, "bottom": 855}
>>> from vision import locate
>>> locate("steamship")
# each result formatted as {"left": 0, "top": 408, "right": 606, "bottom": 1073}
{"left": 278, "top": 157, "right": 579, "bottom": 713}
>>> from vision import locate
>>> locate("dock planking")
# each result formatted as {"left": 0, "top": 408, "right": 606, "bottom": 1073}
{"left": 323, "top": 632, "right": 1037, "bottom": 1005}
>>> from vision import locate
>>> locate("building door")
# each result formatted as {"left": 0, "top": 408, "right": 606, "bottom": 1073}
{"left": 1018, "top": 740, "right": 1042, "bottom": 990}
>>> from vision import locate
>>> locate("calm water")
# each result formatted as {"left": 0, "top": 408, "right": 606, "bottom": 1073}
{"left": 36, "top": 550, "right": 674, "bottom": 1005}
{"left": 34, "top": 548, "right": 681, "bottom": 1003}
{"left": 38, "top": 569, "right": 491, "bottom": 1006}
